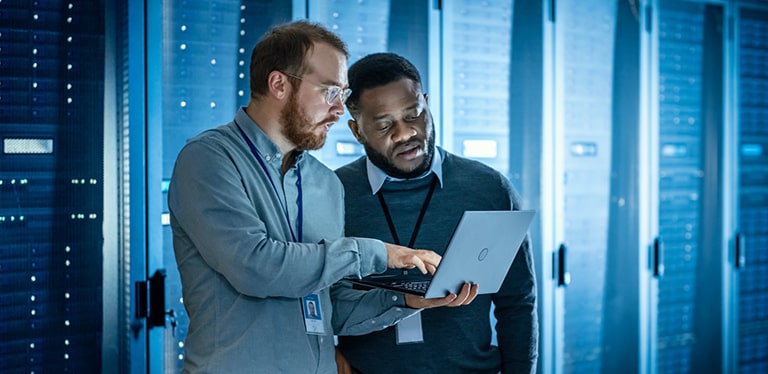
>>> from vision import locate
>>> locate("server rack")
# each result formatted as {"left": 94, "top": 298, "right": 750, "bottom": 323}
{"left": 736, "top": 5, "right": 768, "bottom": 374}
{"left": 0, "top": 1, "right": 105, "bottom": 372}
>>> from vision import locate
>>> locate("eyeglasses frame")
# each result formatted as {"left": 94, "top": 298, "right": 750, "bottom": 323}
{"left": 280, "top": 71, "right": 352, "bottom": 106}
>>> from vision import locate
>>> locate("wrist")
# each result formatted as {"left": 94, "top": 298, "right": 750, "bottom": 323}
{"left": 404, "top": 293, "right": 421, "bottom": 309}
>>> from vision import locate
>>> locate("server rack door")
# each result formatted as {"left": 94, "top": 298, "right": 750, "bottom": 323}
{"left": 653, "top": 1, "right": 726, "bottom": 373}
{"left": 552, "top": 0, "right": 644, "bottom": 373}
{"left": 554, "top": 1, "right": 639, "bottom": 373}
{"left": 736, "top": 6, "right": 768, "bottom": 374}
{"left": 0, "top": 1, "right": 106, "bottom": 372}
{"left": 439, "top": 0, "right": 514, "bottom": 177}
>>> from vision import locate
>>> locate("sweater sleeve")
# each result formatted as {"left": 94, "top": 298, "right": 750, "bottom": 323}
{"left": 494, "top": 177, "right": 539, "bottom": 374}
{"left": 494, "top": 235, "right": 538, "bottom": 373}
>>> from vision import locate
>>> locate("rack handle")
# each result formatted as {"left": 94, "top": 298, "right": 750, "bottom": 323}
{"left": 653, "top": 237, "right": 664, "bottom": 278}
{"left": 735, "top": 233, "right": 746, "bottom": 269}
{"left": 554, "top": 243, "right": 570, "bottom": 287}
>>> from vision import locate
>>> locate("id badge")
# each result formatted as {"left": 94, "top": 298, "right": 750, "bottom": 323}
{"left": 396, "top": 311, "right": 424, "bottom": 344}
{"left": 302, "top": 293, "right": 326, "bottom": 335}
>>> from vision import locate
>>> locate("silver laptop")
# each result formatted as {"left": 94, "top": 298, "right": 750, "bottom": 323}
{"left": 348, "top": 210, "right": 535, "bottom": 298}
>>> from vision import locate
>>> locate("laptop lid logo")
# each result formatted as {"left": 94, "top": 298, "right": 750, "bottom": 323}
{"left": 478, "top": 247, "right": 489, "bottom": 261}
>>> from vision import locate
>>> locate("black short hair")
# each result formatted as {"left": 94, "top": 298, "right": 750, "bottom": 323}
{"left": 346, "top": 53, "right": 422, "bottom": 118}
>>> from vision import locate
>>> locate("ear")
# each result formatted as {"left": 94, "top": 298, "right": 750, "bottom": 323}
{"left": 267, "top": 71, "right": 290, "bottom": 100}
{"left": 348, "top": 118, "right": 365, "bottom": 144}
{"left": 423, "top": 93, "right": 429, "bottom": 105}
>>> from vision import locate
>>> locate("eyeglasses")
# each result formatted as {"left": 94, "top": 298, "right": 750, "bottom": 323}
{"left": 281, "top": 71, "right": 352, "bottom": 105}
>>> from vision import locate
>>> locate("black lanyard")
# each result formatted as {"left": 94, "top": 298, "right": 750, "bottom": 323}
{"left": 376, "top": 175, "right": 437, "bottom": 248}
{"left": 235, "top": 120, "right": 302, "bottom": 242}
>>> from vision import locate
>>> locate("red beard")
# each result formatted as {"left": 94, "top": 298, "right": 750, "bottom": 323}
{"left": 280, "top": 92, "right": 336, "bottom": 151}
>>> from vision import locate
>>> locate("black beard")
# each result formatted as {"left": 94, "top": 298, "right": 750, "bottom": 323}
{"left": 364, "top": 130, "right": 436, "bottom": 180}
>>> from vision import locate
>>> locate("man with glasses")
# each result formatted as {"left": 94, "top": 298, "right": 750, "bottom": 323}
{"left": 168, "top": 21, "right": 476, "bottom": 373}
{"left": 334, "top": 53, "right": 538, "bottom": 373}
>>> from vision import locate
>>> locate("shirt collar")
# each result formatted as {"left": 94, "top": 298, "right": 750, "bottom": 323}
{"left": 366, "top": 146, "right": 443, "bottom": 194}
{"left": 235, "top": 107, "right": 305, "bottom": 167}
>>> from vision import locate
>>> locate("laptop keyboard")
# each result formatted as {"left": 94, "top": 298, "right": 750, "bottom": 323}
{"left": 390, "top": 280, "right": 431, "bottom": 292}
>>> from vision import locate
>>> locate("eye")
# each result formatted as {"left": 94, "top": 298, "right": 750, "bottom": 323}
{"left": 376, "top": 121, "right": 393, "bottom": 132}
{"left": 404, "top": 110, "right": 422, "bottom": 122}
{"left": 325, "top": 87, "right": 341, "bottom": 104}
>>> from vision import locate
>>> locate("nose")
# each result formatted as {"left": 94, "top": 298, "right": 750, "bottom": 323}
{"left": 330, "top": 98, "right": 345, "bottom": 116}
{"left": 391, "top": 121, "right": 417, "bottom": 143}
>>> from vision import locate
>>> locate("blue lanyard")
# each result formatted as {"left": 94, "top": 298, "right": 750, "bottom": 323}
{"left": 235, "top": 120, "right": 303, "bottom": 242}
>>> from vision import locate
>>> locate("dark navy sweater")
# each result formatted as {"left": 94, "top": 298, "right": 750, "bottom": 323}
{"left": 335, "top": 148, "right": 538, "bottom": 374}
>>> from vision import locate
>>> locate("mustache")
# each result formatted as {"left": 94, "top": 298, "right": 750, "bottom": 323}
{"left": 392, "top": 137, "right": 423, "bottom": 153}
{"left": 321, "top": 115, "right": 340, "bottom": 125}
{"left": 323, "top": 115, "right": 339, "bottom": 123}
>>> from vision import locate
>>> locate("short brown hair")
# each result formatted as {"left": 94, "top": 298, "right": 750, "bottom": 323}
{"left": 249, "top": 20, "right": 348, "bottom": 99}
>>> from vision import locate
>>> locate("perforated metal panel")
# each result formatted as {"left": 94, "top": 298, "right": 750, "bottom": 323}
{"left": 556, "top": 1, "right": 618, "bottom": 372}
{"left": 444, "top": 0, "right": 513, "bottom": 176}
{"left": 0, "top": 1, "right": 105, "bottom": 372}
{"left": 737, "top": 7, "right": 768, "bottom": 374}
{"left": 655, "top": 2, "right": 727, "bottom": 373}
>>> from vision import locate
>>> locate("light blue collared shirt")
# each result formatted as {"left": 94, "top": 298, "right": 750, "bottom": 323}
{"left": 365, "top": 146, "right": 444, "bottom": 194}
{"left": 168, "top": 107, "right": 415, "bottom": 373}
